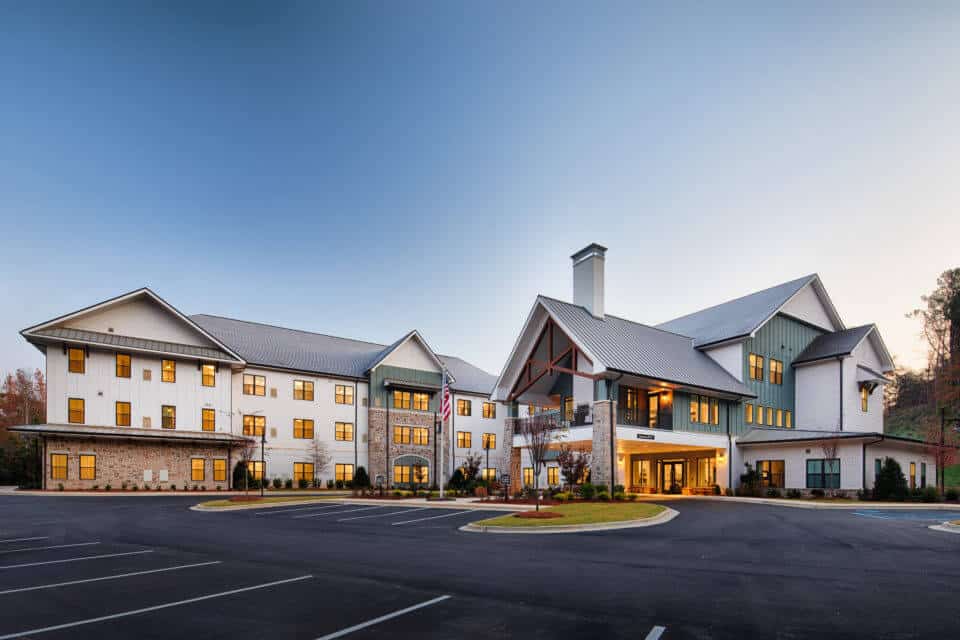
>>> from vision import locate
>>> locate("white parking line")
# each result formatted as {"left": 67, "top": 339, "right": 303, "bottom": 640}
{"left": 391, "top": 510, "right": 474, "bottom": 526}
{"left": 338, "top": 508, "right": 429, "bottom": 522}
{"left": 0, "top": 537, "right": 48, "bottom": 544}
{"left": 0, "top": 550, "right": 153, "bottom": 571}
{"left": 315, "top": 594, "right": 451, "bottom": 639}
{"left": 255, "top": 503, "right": 344, "bottom": 516}
{"left": 294, "top": 506, "right": 385, "bottom": 519}
{"left": 645, "top": 625, "right": 666, "bottom": 640}
{"left": 0, "top": 561, "right": 222, "bottom": 595}
{"left": 0, "top": 574, "right": 313, "bottom": 639}
{"left": 853, "top": 512, "right": 893, "bottom": 520}
{"left": 0, "top": 542, "right": 100, "bottom": 555}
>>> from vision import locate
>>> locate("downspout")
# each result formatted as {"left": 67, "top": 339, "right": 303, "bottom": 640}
{"left": 727, "top": 402, "right": 732, "bottom": 491}
{"left": 862, "top": 435, "right": 884, "bottom": 492}
{"left": 837, "top": 356, "right": 844, "bottom": 432}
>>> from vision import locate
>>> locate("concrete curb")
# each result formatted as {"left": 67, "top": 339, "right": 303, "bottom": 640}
{"left": 191, "top": 497, "right": 534, "bottom": 513}
{"left": 928, "top": 522, "right": 960, "bottom": 534}
{"left": 683, "top": 496, "right": 960, "bottom": 510}
{"left": 458, "top": 506, "right": 679, "bottom": 534}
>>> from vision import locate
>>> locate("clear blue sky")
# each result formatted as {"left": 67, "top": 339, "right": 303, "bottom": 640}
{"left": 1, "top": 1, "right": 958, "bottom": 375}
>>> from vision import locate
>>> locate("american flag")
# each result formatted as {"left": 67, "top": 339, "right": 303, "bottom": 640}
{"left": 440, "top": 369, "right": 452, "bottom": 421}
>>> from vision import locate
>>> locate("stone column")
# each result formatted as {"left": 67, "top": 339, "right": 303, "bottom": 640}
{"left": 367, "top": 408, "right": 387, "bottom": 484}
{"left": 591, "top": 399, "right": 615, "bottom": 490}
{"left": 502, "top": 416, "right": 522, "bottom": 488}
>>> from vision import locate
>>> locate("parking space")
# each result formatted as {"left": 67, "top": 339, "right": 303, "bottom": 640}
{"left": 245, "top": 501, "right": 504, "bottom": 530}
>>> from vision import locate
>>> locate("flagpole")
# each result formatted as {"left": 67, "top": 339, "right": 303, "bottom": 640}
{"left": 439, "top": 367, "right": 445, "bottom": 499}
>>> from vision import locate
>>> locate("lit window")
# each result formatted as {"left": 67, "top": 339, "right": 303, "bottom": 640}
{"left": 776, "top": 409, "right": 783, "bottom": 427}
{"left": 648, "top": 394, "right": 659, "bottom": 427}
{"left": 690, "top": 395, "right": 699, "bottom": 423}
{"left": 191, "top": 458, "right": 205, "bottom": 482}
{"left": 711, "top": 398, "right": 719, "bottom": 425}
{"left": 411, "top": 465, "right": 428, "bottom": 484}
{"left": 50, "top": 454, "right": 67, "bottom": 480}
{"left": 248, "top": 460, "right": 264, "bottom": 481}
{"left": 749, "top": 353, "right": 764, "bottom": 381}
{"left": 68, "top": 348, "right": 85, "bottom": 373}
{"left": 770, "top": 359, "right": 783, "bottom": 385}
{"left": 412, "top": 427, "right": 429, "bottom": 445}
{"left": 116, "top": 401, "right": 131, "bottom": 427}
{"left": 785, "top": 410, "right": 792, "bottom": 428}
{"left": 766, "top": 407, "right": 774, "bottom": 426}
{"left": 79, "top": 455, "right": 96, "bottom": 481}
{"left": 243, "top": 374, "right": 266, "bottom": 396}
{"left": 394, "top": 465, "right": 411, "bottom": 483}
{"left": 393, "top": 390, "right": 411, "bottom": 409}
{"left": 523, "top": 467, "right": 533, "bottom": 486}
{"left": 335, "top": 385, "right": 354, "bottom": 405}
{"left": 161, "top": 360, "right": 176, "bottom": 383}
{"left": 393, "top": 426, "right": 411, "bottom": 444}
{"left": 293, "top": 462, "right": 314, "bottom": 485}
{"left": 293, "top": 418, "right": 314, "bottom": 439}
{"left": 243, "top": 415, "right": 265, "bottom": 436}
{"left": 483, "top": 402, "right": 496, "bottom": 419}
{"left": 294, "top": 380, "right": 314, "bottom": 401}
{"left": 481, "top": 467, "right": 497, "bottom": 481}
{"left": 745, "top": 403, "right": 753, "bottom": 424}
{"left": 700, "top": 396, "right": 709, "bottom": 424}
{"left": 457, "top": 399, "right": 472, "bottom": 416}
{"left": 412, "top": 392, "right": 430, "bottom": 411}
{"left": 336, "top": 463, "right": 354, "bottom": 483}
{"left": 482, "top": 433, "right": 496, "bottom": 449}
{"left": 564, "top": 396, "right": 574, "bottom": 422}
{"left": 68, "top": 398, "right": 85, "bottom": 424}
{"left": 457, "top": 431, "right": 471, "bottom": 448}
{"left": 162, "top": 405, "right": 176, "bottom": 429}
{"left": 909, "top": 462, "right": 916, "bottom": 489}
{"left": 201, "top": 363, "right": 216, "bottom": 387}
{"left": 202, "top": 408, "right": 215, "bottom": 432}
{"left": 861, "top": 387, "right": 869, "bottom": 412}
{"left": 547, "top": 467, "right": 559, "bottom": 485}
{"left": 116, "top": 353, "right": 131, "bottom": 378}
{"left": 213, "top": 459, "right": 227, "bottom": 482}
{"left": 335, "top": 422, "right": 354, "bottom": 441}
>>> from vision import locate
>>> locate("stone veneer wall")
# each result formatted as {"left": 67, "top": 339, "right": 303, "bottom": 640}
{"left": 591, "top": 400, "right": 615, "bottom": 490}
{"left": 502, "top": 417, "right": 521, "bottom": 487}
{"left": 366, "top": 407, "right": 446, "bottom": 486}
{"left": 43, "top": 436, "right": 232, "bottom": 490}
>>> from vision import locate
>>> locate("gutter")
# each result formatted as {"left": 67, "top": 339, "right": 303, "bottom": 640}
{"left": 727, "top": 401, "right": 733, "bottom": 491}
{"left": 838, "top": 356, "right": 844, "bottom": 431}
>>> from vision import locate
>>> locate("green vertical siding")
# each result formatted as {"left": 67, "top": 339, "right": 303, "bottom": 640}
{"left": 741, "top": 314, "right": 824, "bottom": 427}
{"left": 673, "top": 393, "right": 737, "bottom": 435}
{"left": 369, "top": 365, "right": 443, "bottom": 410}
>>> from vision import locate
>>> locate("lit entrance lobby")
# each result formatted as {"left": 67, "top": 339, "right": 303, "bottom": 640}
{"left": 620, "top": 441, "right": 725, "bottom": 494}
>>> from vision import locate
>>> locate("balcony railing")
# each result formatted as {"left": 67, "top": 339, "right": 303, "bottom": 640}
{"left": 617, "top": 408, "right": 672, "bottom": 430}
{"left": 517, "top": 404, "right": 593, "bottom": 434}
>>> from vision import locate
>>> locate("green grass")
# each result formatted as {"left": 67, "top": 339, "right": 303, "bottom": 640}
{"left": 198, "top": 495, "right": 338, "bottom": 508}
{"left": 885, "top": 405, "right": 960, "bottom": 490}
{"left": 475, "top": 502, "right": 665, "bottom": 528}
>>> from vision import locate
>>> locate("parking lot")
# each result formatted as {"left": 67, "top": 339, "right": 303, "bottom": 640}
{"left": 2, "top": 495, "right": 959, "bottom": 639}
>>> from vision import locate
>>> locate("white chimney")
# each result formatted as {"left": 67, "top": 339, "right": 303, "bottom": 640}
{"left": 571, "top": 243, "right": 606, "bottom": 318}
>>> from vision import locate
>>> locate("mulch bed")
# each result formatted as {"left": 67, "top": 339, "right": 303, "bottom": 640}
{"left": 513, "top": 511, "right": 563, "bottom": 519}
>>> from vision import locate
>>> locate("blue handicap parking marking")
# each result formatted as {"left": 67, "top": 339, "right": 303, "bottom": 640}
{"left": 853, "top": 510, "right": 959, "bottom": 521}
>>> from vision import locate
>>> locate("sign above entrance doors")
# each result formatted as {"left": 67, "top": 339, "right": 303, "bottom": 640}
{"left": 636, "top": 433, "right": 655, "bottom": 440}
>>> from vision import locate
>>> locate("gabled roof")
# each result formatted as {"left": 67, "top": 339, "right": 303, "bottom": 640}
{"left": 21, "top": 288, "right": 245, "bottom": 364}
{"left": 793, "top": 324, "right": 894, "bottom": 372}
{"left": 29, "top": 327, "right": 238, "bottom": 363}
{"left": 737, "top": 427, "right": 927, "bottom": 447}
{"left": 539, "top": 296, "right": 754, "bottom": 397}
{"left": 191, "top": 314, "right": 495, "bottom": 395}
{"left": 364, "top": 330, "right": 453, "bottom": 382}
{"left": 656, "top": 274, "right": 841, "bottom": 348}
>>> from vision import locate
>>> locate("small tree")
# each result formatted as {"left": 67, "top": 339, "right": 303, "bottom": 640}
{"left": 922, "top": 417, "right": 959, "bottom": 494}
{"left": 233, "top": 438, "right": 257, "bottom": 495}
{"left": 557, "top": 444, "right": 590, "bottom": 491}
{"left": 448, "top": 468, "right": 466, "bottom": 491}
{"left": 309, "top": 438, "right": 333, "bottom": 487}
{"left": 519, "top": 411, "right": 557, "bottom": 510}
{"left": 873, "top": 457, "right": 908, "bottom": 501}
{"left": 821, "top": 438, "right": 840, "bottom": 461}
{"left": 354, "top": 466, "right": 370, "bottom": 490}
{"left": 461, "top": 451, "right": 482, "bottom": 486}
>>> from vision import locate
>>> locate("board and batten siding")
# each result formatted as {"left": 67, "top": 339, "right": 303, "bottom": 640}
{"left": 741, "top": 314, "right": 825, "bottom": 425}
{"left": 369, "top": 365, "right": 443, "bottom": 411}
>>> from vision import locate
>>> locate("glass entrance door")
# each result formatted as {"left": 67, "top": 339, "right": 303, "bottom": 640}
{"left": 661, "top": 461, "right": 684, "bottom": 493}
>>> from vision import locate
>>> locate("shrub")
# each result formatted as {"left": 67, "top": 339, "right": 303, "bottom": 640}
{"left": 810, "top": 488, "right": 825, "bottom": 498}
{"left": 298, "top": 478, "right": 309, "bottom": 489}
{"left": 354, "top": 466, "right": 370, "bottom": 489}
{"left": 626, "top": 493, "right": 639, "bottom": 501}
{"left": 613, "top": 492, "right": 626, "bottom": 501}
{"left": 92, "top": 484, "right": 99, "bottom": 490}
{"left": 326, "top": 479, "right": 335, "bottom": 489}
{"left": 132, "top": 484, "right": 139, "bottom": 492}
{"left": 786, "top": 488, "right": 802, "bottom": 499}
{"left": 392, "top": 490, "right": 403, "bottom": 497}
{"left": 121, "top": 481, "right": 128, "bottom": 490}
{"left": 579, "top": 483, "right": 596, "bottom": 500}
{"left": 712, "top": 484, "right": 721, "bottom": 496}
{"left": 765, "top": 488, "right": 782, "bottom": 498}
{"left": 555, "top": 492, "right": 569, "bottom": 503}
{"left": 946, "top": 488, "right": 959, "bottom": 501}
{"left": 921, "top": 486, "right": 939, "bottom": 503}
{"left": 285, "top": 478, "right": 293, "bottom": 489}
{"left": 105, "top": 484, "right": 112, "bottom": 491}
{"left": 613, "top": 484, "right": 625, "bottom": 494}
{"left": 57, "top": 483, "right": 64, "bottom": 491}
{"left": 724, "top": 487, "right": 734, "bottom": 497}
{"left": 873, "top": 457, "right": 908, "bottom": 501}
{"left": 597, "top": 491, "right": 611, "bottom": 502}
{"left": 272, "top": 477, "right": 283, "bottom": 490}
{"left": 183, "top": 483, "right": 189, "bottom": 491}
{"left": 216, "top": 486, "right": 222, "bottom": 491}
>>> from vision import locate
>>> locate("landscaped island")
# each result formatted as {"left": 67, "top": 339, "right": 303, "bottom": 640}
{"left": 474, "top": 502, "right": 665, "bottom": 528}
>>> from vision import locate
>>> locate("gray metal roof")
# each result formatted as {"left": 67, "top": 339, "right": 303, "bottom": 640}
{"left": 539, "top": 296, "right": 754, "bottom": 397}
{"left": 737, "top": 427, "right": 926, "bottom": 446}
{"left": 656, "top": 275, "right": 817, "bottom": 347}
{"left": 190, "top": 315, "right": 497, "bottom": 396}
{"left": 793, "top": 325, "right": 874, "bottom": 365}
{"left": 31, "top": 327, "right": 239, "bottom": 362}
{"left": 9, "top": 423, "right": 248, "bottom": 444}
